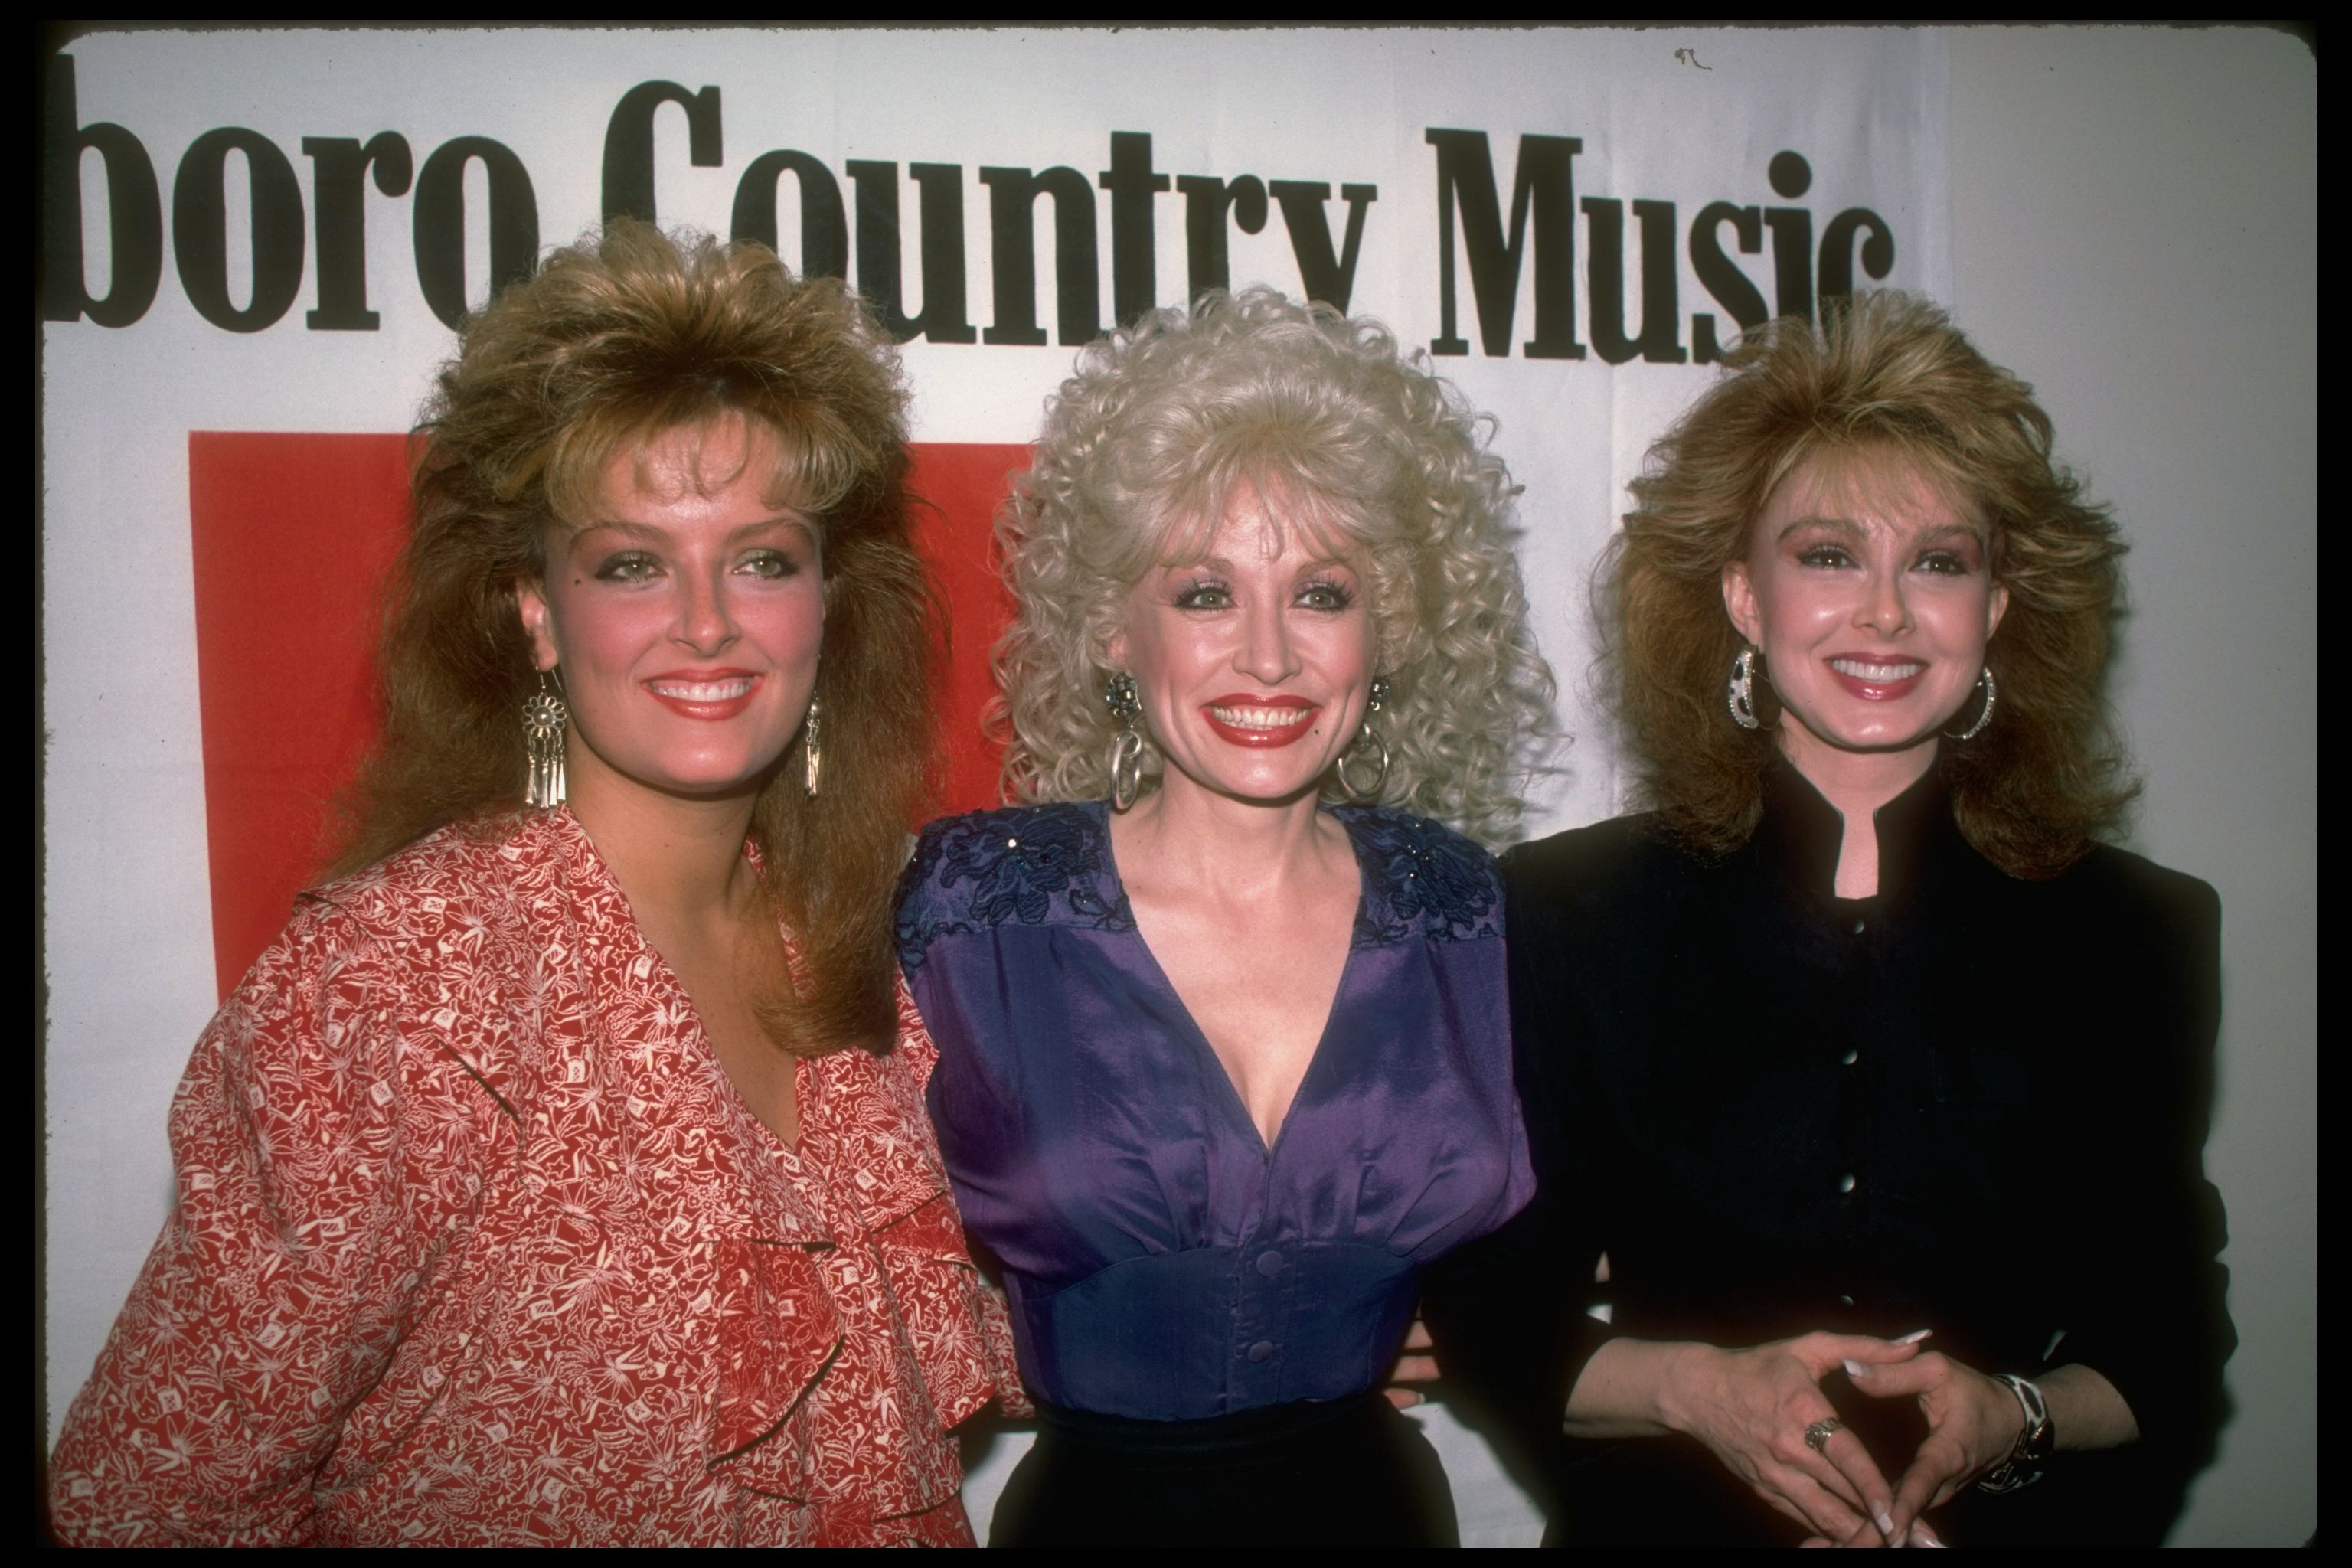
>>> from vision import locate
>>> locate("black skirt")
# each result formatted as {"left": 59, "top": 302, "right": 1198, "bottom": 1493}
{"left": 988, "top": 1390, "right": 1459, "bottom": 1548}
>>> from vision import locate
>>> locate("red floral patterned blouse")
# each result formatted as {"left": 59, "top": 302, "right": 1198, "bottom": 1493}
{"left": 49, "top": 807, "right": 1024, "bottom": 1546}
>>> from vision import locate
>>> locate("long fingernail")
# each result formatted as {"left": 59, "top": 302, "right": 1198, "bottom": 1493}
{"left": 1843, "top": 1357, "right": 1870, "bottom": 1378}
{"left": 1911, "top": 1520, "right": 1945, "bottom": 1547}
{"left": 1895, "top": 1328, "right": 1933, "bottom": 1344}
{"left": 1875, "top": 1509, "right": 1895, "bottom": 1537}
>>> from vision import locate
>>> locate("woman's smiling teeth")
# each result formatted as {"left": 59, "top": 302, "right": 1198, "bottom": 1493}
{"left": 648, "top": 676, "right": 756, "bottom": 701}
{"left": 1829, "top": 657, "right": 1925, "bottom": 682}
{"left": 1207, "top": 703, "right": 1315, "bottom": 730}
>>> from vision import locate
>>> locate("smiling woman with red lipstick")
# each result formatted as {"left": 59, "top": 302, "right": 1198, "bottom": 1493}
{"left": 897, "top": 289, "right": 1555, "bottom": 1546}
{"left": 51, "top": 223, "right": 1023, "bottom": 1547}
{"left": 1424, "top": 292, "right": 2233, "bottom": 1548}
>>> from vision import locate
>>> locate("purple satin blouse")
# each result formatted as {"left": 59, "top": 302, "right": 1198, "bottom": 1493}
{"left": 896, "top": 801, "right": 1533, "bottom": 1421}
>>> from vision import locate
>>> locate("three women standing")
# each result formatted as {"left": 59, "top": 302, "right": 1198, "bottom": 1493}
{"left": 51, "top": 217, "right": 2227, "bottom": 1548}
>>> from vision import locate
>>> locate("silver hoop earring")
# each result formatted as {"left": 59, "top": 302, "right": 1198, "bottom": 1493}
{"left": 802, "top": 697, "right": 823, "bottom": 798}
{"left": 1945, "top": 665, "right": 1998, "bottom": 741}
{"left": 1726, "top": 646, "right": 1764, "bottom": 731}
{"left": 522, "top": 668, "right": 568, "bottom": 808}
{"left": 1105, "top": 671, "right": 1146, "bottom": 812}
{"left": 1337, "top": 676, "right": 1393, "bottom": 800}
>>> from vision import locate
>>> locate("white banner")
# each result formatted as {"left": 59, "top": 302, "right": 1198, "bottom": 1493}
{"left": 41, "top": 28, "right": 1950, "bottom": 1530}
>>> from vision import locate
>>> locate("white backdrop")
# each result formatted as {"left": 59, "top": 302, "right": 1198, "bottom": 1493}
{"left": 40, "top": 24, "right": 2313, "bottom": 1546}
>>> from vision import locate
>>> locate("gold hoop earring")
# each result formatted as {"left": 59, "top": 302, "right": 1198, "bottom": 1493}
{"left": 1105, "top": 672, "right": 1145, "bottom": 812}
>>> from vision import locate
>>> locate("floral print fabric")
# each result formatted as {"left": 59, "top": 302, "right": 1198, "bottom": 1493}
{"left": 49, "top": 807, "right": 1021, "bottom": 1546}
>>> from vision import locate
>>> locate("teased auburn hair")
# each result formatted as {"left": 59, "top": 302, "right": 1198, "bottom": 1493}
{"left": 1601, "top": 290, "right": 2135, "bottom": 878}
{"left": 332, "top": 220, "right": 937, "bottom": 1054}
{"left": 996, "top": 287, "right": 1555, "bottom": 847}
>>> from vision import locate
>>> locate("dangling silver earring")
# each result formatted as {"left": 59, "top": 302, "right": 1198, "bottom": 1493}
{"left": 1945, "top": 665, "right": 1998, "bottom": 741}
{"left": 1337, "top": 676, "right": 1393, "bottom": 800}
{"left": 1105, "top": 672, "right": 1145, "bottom": 812}
{"left": 1727, "top": 646, "right": 1764, "bottom": 731}
{"left": 802, "top": 697, "right": 823, "bottom": 797}
{"left": 522, "top": 669, "right": 568, "bottom": 808}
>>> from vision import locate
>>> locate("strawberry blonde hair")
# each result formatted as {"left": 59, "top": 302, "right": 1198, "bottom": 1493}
{"left": 334, "top": 220, "right": 939, "bottom": 1053}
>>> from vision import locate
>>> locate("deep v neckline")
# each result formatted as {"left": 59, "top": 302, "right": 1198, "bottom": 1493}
{"left": 1093, "top": 802, "right": 1366, "bottom": 1158}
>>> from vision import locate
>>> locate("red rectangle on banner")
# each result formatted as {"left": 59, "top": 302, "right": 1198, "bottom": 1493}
{"left": 189, "top": 434, "right": 1024, "bottom": 1000}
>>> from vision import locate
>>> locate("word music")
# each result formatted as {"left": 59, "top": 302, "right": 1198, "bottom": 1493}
{"left": 1428, "top": 133, "right": 1893, "bottom": 364}
{"left": 43, "top": 56, "right": 1896, "bottom": 364}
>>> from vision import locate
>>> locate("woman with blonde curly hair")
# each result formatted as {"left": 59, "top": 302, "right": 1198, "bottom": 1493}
{"left": 895, "top": 288, "right": 1553, "bottom": 1545}
{"left": 49, "top": 222, "right": 1020, "bottom": 1546}
{"left": 1426, "top": 291, "right": 2233, "bottom": 1547}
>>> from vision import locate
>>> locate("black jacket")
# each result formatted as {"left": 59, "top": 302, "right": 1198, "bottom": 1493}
{"left": 1424, "top": 763, "right": 2234, "bottom": 1544}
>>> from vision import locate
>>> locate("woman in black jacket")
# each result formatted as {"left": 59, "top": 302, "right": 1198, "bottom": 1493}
{"left": 1426, "top": 292, "right": 2233, "bottom": 1547}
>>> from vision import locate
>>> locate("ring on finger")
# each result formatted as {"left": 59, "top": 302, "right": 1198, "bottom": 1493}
{"left": 1802, "top": 1417, "right": 1841, "bottom": 1456}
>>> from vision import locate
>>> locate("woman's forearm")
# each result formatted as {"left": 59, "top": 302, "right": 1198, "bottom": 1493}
{"left": 2039, "top": 1363, "right": 2140, "bottom": 1452}
{"left": 1560, "top": 1335, "right": 1703, "bottom": 1438}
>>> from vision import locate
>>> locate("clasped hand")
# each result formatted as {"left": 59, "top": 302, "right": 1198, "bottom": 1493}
{"left": 1667, "top": 1332, "right": 2026, "bottom": 1547}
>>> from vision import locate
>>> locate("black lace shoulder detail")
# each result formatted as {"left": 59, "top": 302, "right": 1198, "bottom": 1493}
{"left": 1332, "top": 805, "right": 1503, "bottom": 948}
{"left": 895, "top": 802, "right": 1134, "bottom": 972}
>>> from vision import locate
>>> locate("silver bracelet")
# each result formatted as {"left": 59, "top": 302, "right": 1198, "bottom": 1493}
{"left": 1976, "top": 1373, "right": 2053, "bottom": 1493}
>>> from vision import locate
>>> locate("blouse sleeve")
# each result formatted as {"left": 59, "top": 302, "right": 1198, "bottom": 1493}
{"left": 2045, "top": 867, "right": 2235, "bottom": 1476}
{"left": 1420, "top": 843, "right": 1615, "bottom": 1498}
{"left": 48, "top": 901, "right": 496, "bottom": 1545}
{"left": 890, "top": 955, "right": 1034, "bottom": 1421}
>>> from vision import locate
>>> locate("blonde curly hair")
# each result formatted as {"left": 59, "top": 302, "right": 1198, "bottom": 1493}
{"left": 995, "top": 288, "right": 1554, "bottom": 847}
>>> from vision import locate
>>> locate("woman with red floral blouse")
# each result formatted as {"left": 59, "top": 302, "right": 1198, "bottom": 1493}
{"left": 48, "top": 221, "right": 1021, "bottom": 1547}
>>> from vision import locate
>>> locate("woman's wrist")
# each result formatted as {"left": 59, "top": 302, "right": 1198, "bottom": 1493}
{"left": 1646, "top": 1335, "right": 1721, "bottom": 1439}
{"left": 1563, "top": 1337, "right": 1703, "bottom": 1439}
{"left": 1981, "top": 1367, "right": 2034, "bottom": 1442}
{"left": 1626, "top": 1338, "right": 1717, "bottom": 1436}
{"left": 1971, "top": 1371, "right": 2044, "bottom": 1491}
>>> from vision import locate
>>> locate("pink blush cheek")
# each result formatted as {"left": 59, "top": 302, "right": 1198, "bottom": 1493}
{"left": 539, "top": 581, "right": 670, "bottom": 680}
{"left": 737, "top": 594, "right": 825, "bottom": 665}
{"left": 1123, "top": 607, "right": 1224, "bottom": 707}
{"left": 1753, "top": 584, "right": 1853, "bottom": 675}
{"left": 1296, "top": 616, "right": 1376, "bottom": 688}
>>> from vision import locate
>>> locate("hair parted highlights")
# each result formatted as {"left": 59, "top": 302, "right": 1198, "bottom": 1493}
{"left": 1601, "top": 289, "right": 2135, "bottom": 878}
{"left": 995, "top": 287, "right": 1555, "bottom": 847}
{"left": 332, "top": 219, "right": 939, "bottom": 1054}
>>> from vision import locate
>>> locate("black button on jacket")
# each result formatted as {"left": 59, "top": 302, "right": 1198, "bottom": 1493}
{"left": 1423, "top": 763, "right": 2235, "bottom": 1545}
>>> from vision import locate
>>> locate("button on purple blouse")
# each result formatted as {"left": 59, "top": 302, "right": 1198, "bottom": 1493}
{"left": 896, "top": 801, "right": 1534, "bottom": 1421}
